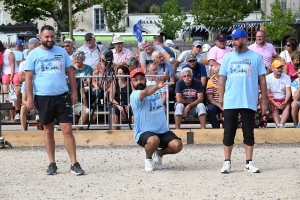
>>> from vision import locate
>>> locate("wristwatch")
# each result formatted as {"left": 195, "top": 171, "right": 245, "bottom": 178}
{"left": 261, "top": 100, "right": 268, "bottom": 104}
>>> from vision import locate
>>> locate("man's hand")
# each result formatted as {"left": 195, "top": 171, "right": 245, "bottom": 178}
{"left": 183, "top": 105, "right": 191, "bottom": 118}
{"left": 155, "top": 73, "right": 168, "bottom": 89}
{"left": 261, "top": 102, "right": 268, "bottom": 115}
{"left": 71, "top": 92, "right": 78, "bottom": 105}
{"left": 26, "top": 97, "right": 34, "bottom": 110}
{"left": 10, "top": 74, "right": 14, "bottom": 84}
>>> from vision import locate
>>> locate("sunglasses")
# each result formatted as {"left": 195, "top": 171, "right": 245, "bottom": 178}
{"left": 188, "top": 60, "right": 196, "bottom": 62}
{"left": 286, "top": 44, "right": 291, "bottom": 47}
{"left": 63, "top": 45, "right": 70, "bottom": 47}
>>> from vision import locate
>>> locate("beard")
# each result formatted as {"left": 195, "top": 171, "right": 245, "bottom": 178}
{"left": 42, "top": 41, "right": 55, "bottom": 49}
{"left": 134, "top": 83, "right": 146, "bottom": 90}
{"left": 232, "top": 43, "right": 243, "bottom": 53}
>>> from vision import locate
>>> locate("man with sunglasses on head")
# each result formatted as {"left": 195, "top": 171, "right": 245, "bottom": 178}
{"left": 77, "top": 32, "right": 106, "bottom": 69}
{"left": 25, "top": 25, "right": 85, "bottom": 176}
{"left": 63, "top": 38, "right": 74, "bottom": 60}
{"left": 207, "top": 34, "right": 232, "bottom": 77}
{"left": 249, "top": 30, "right": 280, "bottom": 75}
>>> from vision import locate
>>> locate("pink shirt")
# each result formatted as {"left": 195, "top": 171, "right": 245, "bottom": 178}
{"left": 207, "top": 46, "right": 232, "bottom": 64}
{"left": 248, "top": 43, "right": 277, "bottom": 67}
{"left": 113, "top": 48, "right": 132, "bottom": 64}
{"left": 285, "top": 62, "right": 298, "bottom": 82}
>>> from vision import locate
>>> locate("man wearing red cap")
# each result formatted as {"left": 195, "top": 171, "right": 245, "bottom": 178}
{"left": 130, "top": 68, "right": 182, "bottom": 172}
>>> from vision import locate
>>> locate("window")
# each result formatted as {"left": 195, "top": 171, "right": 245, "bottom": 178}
{"left": 94, "top": 8, "right": 105, "bottom": 31}
{"left": 279, "top": 0, "right": 287, "bottom": 12}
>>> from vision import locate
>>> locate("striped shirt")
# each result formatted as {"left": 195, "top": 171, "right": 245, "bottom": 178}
{"left": 206, "top": 76, "right": 219, "bottom": 102}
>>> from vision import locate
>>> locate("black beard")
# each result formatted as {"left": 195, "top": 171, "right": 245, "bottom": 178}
{"left": 134, "top": 83, "right": 146, "bottom": 90}
{"left": 42, "top": 41, "right": 55, "bottom": 49}
{"left": 232, "top": 43, "right": 243, "bottom": 53}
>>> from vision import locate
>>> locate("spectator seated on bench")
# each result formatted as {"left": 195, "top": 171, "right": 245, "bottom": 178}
{"left": 109, "top": 66, "right": 132, "bottom": 130}
{"left": 291, "top": 66, "right": 300, "bottom": 128}
{"left": 266, "top": 60, "right": 291, "bottom": 128}
{"left": 206, "top": 68, "right": 224, "bottom": 128}
{"left": 175, "top": 67, "right": 206, "bottom": 129}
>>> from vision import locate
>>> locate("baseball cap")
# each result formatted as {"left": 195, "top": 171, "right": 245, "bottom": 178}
{"left": 186, "top": 53, "right": 197, "bottom": 62}
{"left": 28, "top": 38, "right": 40, "bottom": 45}
{"left": 63, "top": 38, "right": 73, "bottom": 44}
{"left": 202, "top": 44, "right": 211, "bottom": 52}
{"left": 193, "top": 40, "right": 202, "bottom": 47}
{"left": 217, "top": 34, "right": 226, "bottom": 41}
{"left": 85, "top": 33, "right": 95, "bottom": 40}
{"left": 272, "top": 60, "right": 284, "bottom": 68}
{"left": 15, "top": 39, "right": 24, "bottom": 46}
{"left": 226, "top": 28, "right": 248, "bottom": 40}
{"left": 130, "top": 68, "right": 145, "bottom": 79}
{"left": 164, "top": 39, "right": 174, "bottom": 47}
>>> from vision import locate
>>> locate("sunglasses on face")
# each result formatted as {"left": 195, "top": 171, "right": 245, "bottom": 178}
{"left": 286, "top": 44, "right": 291, "bottom": 47}
{"left": 86, "top": 39, "right": 91, "bottom": 42}
{"left": 63, "top": 45, "right": 70, "bottom": 47}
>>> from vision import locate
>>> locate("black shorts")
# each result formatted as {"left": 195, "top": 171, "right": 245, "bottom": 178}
{"left": 35, "top": 92, "right": 73, "bottom": 125}
{"left": 137, "top": 131, "right": 181, "bottom": 149}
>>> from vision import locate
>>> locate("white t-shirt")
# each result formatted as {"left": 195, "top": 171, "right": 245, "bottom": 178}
{"left": 266, "top": 73, "right": 291, "bottom": 99}
{"left": 2, "top": 49, "right": 19, "bottom": 74}
{"left": 19, "top": 60, "right": 26, "bottom": 72}
{"left": 280, "top": 50, "right": 291, "bottom": 63}
{"left": 176, "top": 50, "right": 202, "bottom": 72}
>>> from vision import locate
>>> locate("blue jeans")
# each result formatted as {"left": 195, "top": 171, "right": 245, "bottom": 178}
{"left": 207, "top": 104, "right": 222, "bottom": 128}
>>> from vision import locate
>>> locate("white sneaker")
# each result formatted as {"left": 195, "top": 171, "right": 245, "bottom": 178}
{"left": 153, "top": 151, "right": 162, "bottom": 170}
{"left": 4, "top": 116, "right": 10, "bottom": 121}
{"left": 35, "top": 115, "right": 40, "bottom": 122}
{"left": 145, "top": 159, "right": 153, "bottom": 172}
{"left": 14, "top": 113, "right": 20, "bottom": 122}
{"left": 221, "top": 161, "right": 231, "bottom": 173}
{"left": 244, "top": 161, "right": 260, "bottom": 173}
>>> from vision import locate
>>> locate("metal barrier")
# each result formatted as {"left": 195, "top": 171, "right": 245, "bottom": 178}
{"left": 71, "top": 75, "right": 172, "bottom": 130}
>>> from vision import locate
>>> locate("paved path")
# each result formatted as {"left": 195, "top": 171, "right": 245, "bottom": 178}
{"left": 1, "top": 144, "right": 299, "bottom": 199}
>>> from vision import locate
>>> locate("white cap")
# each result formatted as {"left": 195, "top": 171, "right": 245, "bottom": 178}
{"left": 164, "top": 39, "right": 174, "bottom": 47}
{"left": 202, "top": 44, "right": 211, "bottom": 52}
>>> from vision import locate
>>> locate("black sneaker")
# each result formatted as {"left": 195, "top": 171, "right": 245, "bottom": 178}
{"left": 71, "top": 162, "right": 85, "bottom": 175}
{"left": 46, "top": 162, "right": 57, "bottom": 175}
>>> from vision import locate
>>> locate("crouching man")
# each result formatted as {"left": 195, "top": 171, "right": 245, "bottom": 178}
{"left": 130, "top": 68, "right": 183, "bottom": 172}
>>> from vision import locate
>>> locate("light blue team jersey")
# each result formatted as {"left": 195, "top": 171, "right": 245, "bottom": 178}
{"left": 13, "top": 50, "right": 24, "bottom": 61}
{"left": 24, "top": 46, "right": 72, "bottom": 96}
{"left": 219, "top": 50, "right": 266, "bottom": 111}
{"left": 130, "top": 90, "right": 169, "bottom": 142}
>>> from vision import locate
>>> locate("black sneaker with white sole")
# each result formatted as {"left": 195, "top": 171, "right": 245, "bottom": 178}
{"left": 71, "top": 162, "right": 85, "bottom": 175}
{"left": 46, "top": 162, "right": 57, "bottom": 175}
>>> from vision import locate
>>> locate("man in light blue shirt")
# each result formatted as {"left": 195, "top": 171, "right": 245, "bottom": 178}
{"left": 13, "top": 39, "right": 24, "bottom": 66}
{"left": 218, "top": 28, "right": 268, "bottom": 174}
{"left": 25, "top": 25, "right": 84, "bottom": 176}
{"left": 130, "top": 68, "right": 182, "bottom": 172}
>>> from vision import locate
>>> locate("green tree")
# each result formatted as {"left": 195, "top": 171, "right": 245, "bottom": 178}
{"left": 155, "top": 0, "right": 188, "bottom": 39}
{"left": 1, "top": 0, "right": 104, "bottom": 34}
{"left": 263, "top": 0, "right": 296, "bottom": 45}
{"left": 191, "top": 0, "right": 255, "bottom": 38}
{"left": 139, "top": 0, "right": 151, "bottom": 13}
{"left": 102, "top": 0, "right": 127, "bottom": 32}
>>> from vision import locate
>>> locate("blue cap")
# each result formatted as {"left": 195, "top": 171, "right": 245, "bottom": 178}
{"left": 226, "top": 28, "right": 247, "bottom": 40}
{"left": 15, "top": 39, "right": 24, "bottom": 46}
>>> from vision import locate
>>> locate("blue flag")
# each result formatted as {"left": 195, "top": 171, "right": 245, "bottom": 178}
{"left": 133, "top": 20, "right": 143, "bottom": 43}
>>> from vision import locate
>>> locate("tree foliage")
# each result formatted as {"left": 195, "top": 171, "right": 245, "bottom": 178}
{"left": 2, "top": 0, "right": 104, "bottom": 33}
{"left": 155, "top": 0, "right": 188, "bottom": 39}
{"left": 139, "top": 0, "right": 151, "bottom": 13}
{"left": 263, "top": 0, "right": 296, "bottom": 41}
{"left": 191, "top": 0, "right": 256, "bottom": 29}
{"left": 102, "top": 0, "right": 127, "bottom": 32}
